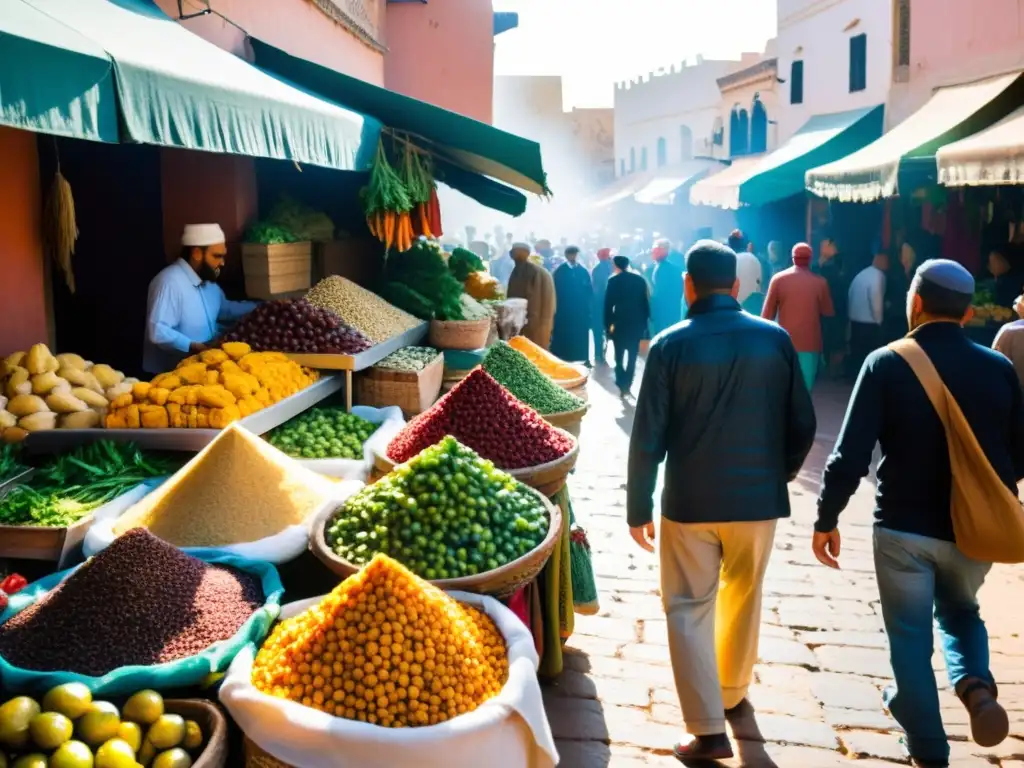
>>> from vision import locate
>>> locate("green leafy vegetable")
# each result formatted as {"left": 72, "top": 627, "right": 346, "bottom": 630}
{"left": 245, "top": 221, "right": 299, "bottom": 245}
{"left": 448, "top": 247, "right": 485, "bottom": 282}
{"left": 267, "top": 196, "right": 335, "bottom": 242}
{"left": 382, "top": 240, "right": 465, "bottom": 320}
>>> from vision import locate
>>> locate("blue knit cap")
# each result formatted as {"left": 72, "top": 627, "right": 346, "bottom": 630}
{"left": 915, "top": 258, "right": 974, "bottom": 295}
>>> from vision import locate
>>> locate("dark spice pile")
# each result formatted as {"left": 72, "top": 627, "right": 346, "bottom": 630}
{"left": 223, "top": 298, "right": 372, "bottom": 355}
{"left": 386, "top": 369, "right": 574, "bottom": 469}
{"left": 0, "top": 528, "right": 263, "bottom": 675}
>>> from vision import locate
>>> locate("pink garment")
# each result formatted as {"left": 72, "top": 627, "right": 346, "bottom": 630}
{"left": 761, "top": 266, "right": 835, "bottom": 353}
{"left": 505, "top": 585, "right": 531, "bottom": 630}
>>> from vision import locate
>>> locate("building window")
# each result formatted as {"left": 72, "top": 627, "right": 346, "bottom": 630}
{"left": 656, "top": 137, "right": 667, "bottom": 167}
{"left": 894, "top": 0, "right": 910, "bottom": 81}
{"left": 729, "top": 106, "right": 749, "bottom": 157}
{"left": 750, "top": 94, "right": 768, "bottom": 154}
{"left": 849, "top": 33, "right": 867, "bottom": 92}
{"left": 640, "top": 146, "right": 648, "bottom": 170}
{"left": 790, "top": 60, "right": 804, "bottom": 104}
{"left": 630, "top": 147, "right": 636, "bottom": 172}
{"left": 620, "top": 158, "right": 626, "bottom": 176}
{"left": 680, "top": 125, "right": 693, "bottom": 159}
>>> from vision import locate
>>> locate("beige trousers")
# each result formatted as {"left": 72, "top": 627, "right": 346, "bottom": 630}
{"left": 659, "top": 518, "right": 777, "bottom": 735}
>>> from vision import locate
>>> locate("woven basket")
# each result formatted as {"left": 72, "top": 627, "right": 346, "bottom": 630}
{"left": 542, "top": 403, "right": 590, "bottom": 438}
{"left": 429, "top": 318, "right": 492, "bottom": 350}
{"left": 166, "top": 699, "right": 229, "bottom": 768}
{"left": 310, "top": 485, "right": 562, "bottom": 599}
{"left": 554, "top": 369, "right": 589, "bottom": 390}
{"left": 244, "top": 736, "right": 292, "bottom": 768}
{"left": 355, "top": 353, "right": 444, "bottom": 418}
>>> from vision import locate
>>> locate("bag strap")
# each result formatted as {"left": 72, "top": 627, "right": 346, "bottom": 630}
{"left": 887, "top": 338, "right": 951, "bottom": 427}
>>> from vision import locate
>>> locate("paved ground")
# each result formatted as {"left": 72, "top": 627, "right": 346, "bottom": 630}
{"left": 544, "top": 360, "right": 1024, "bottom": 767}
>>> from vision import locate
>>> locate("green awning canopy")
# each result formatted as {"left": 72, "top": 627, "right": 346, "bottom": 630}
{"left": 1, "top": 0, "right": 118, "bottom": 141}
{"left": 250, "top": 38, "right": 550, "bottom": 197}
{"left": 739, "top": 105, "right": 884, "bottom": 206}
{"left": 20, "top": 0, "right": 378, "bottom": 171}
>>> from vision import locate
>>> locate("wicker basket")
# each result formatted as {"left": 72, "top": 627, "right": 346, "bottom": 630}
{"left": 166, "top": 699, "right": 229, "bottom": 768}
{"left": 244, "top": 737, "right": 292, "bottom": 768}
{"left": 355, "top": 353, "right": 444, "bottom": 418}
{"left": 310, "top": 485, "right": 562, "bottom": 599}
{"left": 543, "top": 403, "right": 590, "bottom": 438}
{"left": 428, "top": 318, "right": 491, "bottom": 350}
{"left": 554, "top": 368, "right": 589, "bottom": 390}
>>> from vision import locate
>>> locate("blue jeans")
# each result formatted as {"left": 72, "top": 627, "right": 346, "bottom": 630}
{"left": 874, "top": 527, "right": 993, "bottom": 763}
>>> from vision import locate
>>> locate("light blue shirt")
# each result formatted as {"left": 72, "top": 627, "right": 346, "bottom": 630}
{"left": 143, "top": 259, "right": 256, "bottom": 373}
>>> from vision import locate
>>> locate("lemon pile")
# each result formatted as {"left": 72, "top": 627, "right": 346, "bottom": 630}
{"left": 252, "top": 553, "right": 509, "bottom": 728}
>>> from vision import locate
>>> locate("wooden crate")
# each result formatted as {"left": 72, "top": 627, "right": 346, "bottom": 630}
{"left": 242, "top": 242, "right": 312, "bottom": 299}
{"left": 0, "top": 512, "right": 94, "bottom": 565}
{"left": 355, "top": 354, "right": 444, "bottom": 417}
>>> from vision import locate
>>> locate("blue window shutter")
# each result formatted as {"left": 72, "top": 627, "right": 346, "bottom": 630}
{"left": 849, "top": 34, "right": 867, "bottom": 92}
{"left": 790, "top": 60, "right": 804, "bottom": 104}
{"left": 640, "top": 147, "right": 648, "bottom": 170}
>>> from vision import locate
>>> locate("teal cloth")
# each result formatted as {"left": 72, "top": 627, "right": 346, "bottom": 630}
{"left": 20, "top": 0, "right": 377, "bottom": 171}
{"left": 739, "top": 105, "right": 884, "bottom": 206}
{"left": 0, "top": 549, "right": 283, "bottom": 696}
{"left": 742, "top": 291, "right": 765, "bottom": 316}
{"left": 0, "top": 0, "right": 117, "bottom": 141}
{"left": 798, "top": 351, "right": 819, "bottom": 392}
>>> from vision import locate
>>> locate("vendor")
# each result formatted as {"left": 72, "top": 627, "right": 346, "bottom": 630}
{"left": 143, "top": 223, "right": 257, "bottom": 374}
{"left": 988, "top": 248, "right": 1024, "bottom": 311}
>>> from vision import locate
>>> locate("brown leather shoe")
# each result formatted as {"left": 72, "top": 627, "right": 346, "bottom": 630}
{"left": 673, "top": 735, "right": 734, "bottom": 762}
{"left": 957, "top": 678, "right": 1009, "bottom": 748}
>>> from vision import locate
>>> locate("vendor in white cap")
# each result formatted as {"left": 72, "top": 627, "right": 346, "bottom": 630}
{"left": 143, "top": 223, "right": 257, "bottom": 373}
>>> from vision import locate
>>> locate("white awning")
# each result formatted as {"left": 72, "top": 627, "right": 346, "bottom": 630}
{"left": 688, "top": 157, "right": 766, "bottom": 210}
{"left": 633, "top": 159, "right": 723, "bottom": 205}
{"left": 806, "top": 71, "right": 1023, "bottom": 202}
{"left": 938, "top": 106, "right": 1024, "bottom": 186}
{"left": 587, "top": 171, "right": 655, "bottom": 209}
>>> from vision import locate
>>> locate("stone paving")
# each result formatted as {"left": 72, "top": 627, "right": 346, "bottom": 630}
{"left": 545, "top": 361, "right": 1024, "bottom": 767}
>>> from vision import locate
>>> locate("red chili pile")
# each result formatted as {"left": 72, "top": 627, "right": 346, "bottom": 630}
{"left": 386, "top": 369, "right": 574, "bottom": 469}
{"left": 0, "top": 528, "right": 263, "bottom": 676}
{"left": 223, "top": 298, "right": 372, "bottom": 355}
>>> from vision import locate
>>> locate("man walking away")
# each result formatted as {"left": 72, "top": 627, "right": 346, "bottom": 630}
{"left": 628, "top": 240, "right": 817, "bottom": 760}
{"left": 649, "top": 239, "right": 684, "bottom": 336}
{"left": 814, "top": 260, "right": 1024, "bottom": 768}
{"left": 590, "top": 248, "right": 614, "bottom": 365}
{"left": 507, "top": 242, "right": 556, "bottom": 350}
{"left": 992, "top": 293, "right": 1024, "bottom": 389}
{"left": 728, "top": 230, "right": 763, "bottom": 306}
{"left": 816, "top": 236, "right": 848, "bottom": 377}
{"left": 848, "top": 249, "right": 889, "bottom": 376}
{"left": 761, "top": 243, "right": 835, "bottom": 391}
{"left": 604, "top": 255, "right": 649, "bottom": 397}
{"left": 550, "top": 246, "right": 593, "bottom": 364}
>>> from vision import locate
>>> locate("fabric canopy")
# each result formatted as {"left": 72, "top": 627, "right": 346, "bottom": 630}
{"left": 806, "top": 72, "right": 1024, "bottom": 202}
{"left": 937, "top": 106, "right": 1024, "bottom": 187}
{"left": 633, "top": 159, "right": 722, "bottom": 205}
{"left": 587, "top": 171, "right": 655, "bottom": 209}
{"left": 251, "top": 38, "right": 549, "bottom": 196}
{"left": 739, "top": 105, "right": 883, "bottom": 206}
{"left": 689, "top": 157, "right": 765, "bottom": 210}
{"left": 1, "top": 0, "right": 118, "bottom": 141}
{"left": 21, "top": 0, "right": 376, "bottom": 171}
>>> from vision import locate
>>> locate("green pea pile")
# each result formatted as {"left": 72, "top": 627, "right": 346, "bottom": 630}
{"left": 267, "top": 407, "right": 378, "bottom": 460}
{"left": 375, "top": 346, "right": 440, "bottom": 373}
{"left": 327, "top": 436, "right": 549, "bottom": 579}
{"left": 481, "top": 342, "right": 584, "bottom": 415}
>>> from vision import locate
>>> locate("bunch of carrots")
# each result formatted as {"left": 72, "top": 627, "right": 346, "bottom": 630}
{"left": 361, "top": 141, "right": 414, "bottom": 252}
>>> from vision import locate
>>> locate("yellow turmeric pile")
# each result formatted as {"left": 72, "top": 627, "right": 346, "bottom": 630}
{"left": 507, "top": 336, "right": 584, "bottom": 383}
{"left": 105, "top": 343, "right": 318, "bottom": 430}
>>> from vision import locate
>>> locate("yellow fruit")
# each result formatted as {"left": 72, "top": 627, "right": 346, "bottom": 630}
{"left": 145, "top": 715, "right": 184, "bottom": 750}
{"left": 122, "top": 691, "right": 163, "bottom": 726}
{"left": 42, "top": 684, "right": 93, "bottom": 721}
{"left": 95, "top": 737, "right": 137, "bottom": 768}
{"left": 0, "top": 696, "right": 41, "bottom": 750}
{"left": 137, "top": 739, "right": 156, "bottom": 767}
{"left": 75, "top": 702, "right": 120, "bottom": 747}
{"left": 151, "top": 748, "right": 192, "bottom": 768}
{"left": 28, "top": 711, "right": 73, "bottom": 750}
{"left": 48, "top": 740, "right": 95, "bottom": 768}
{"left": 117, "top": 721, "right": 142, "bottom": 753}
{"left": 11, "top": 755, "right": 47, "bottom": 768}
{"left": 181, "top": 720, "right": 202, "bottom": 752}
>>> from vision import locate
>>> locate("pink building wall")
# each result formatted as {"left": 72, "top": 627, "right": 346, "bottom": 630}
{"left": 385, "top": 0, "right": 495, "bottom": 123}
{"left": 891, "top": 0, "right": 1024, "bottom": 123}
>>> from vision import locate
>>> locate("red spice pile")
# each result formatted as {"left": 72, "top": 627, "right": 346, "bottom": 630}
{"left": 386, "top": 369, "right": 574, "bottom": 469}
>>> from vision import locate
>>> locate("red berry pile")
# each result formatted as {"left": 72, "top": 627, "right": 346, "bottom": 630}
{"left": 224, "top": 299, "right": 372, "bottom": 355}
{"left": 386, "top": 369, "right": 574, "bottom": 469}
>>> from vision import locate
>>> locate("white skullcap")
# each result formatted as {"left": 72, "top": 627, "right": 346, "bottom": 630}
{"left": 511, "top": 242, "right": 531, "bottom": 251}
{"left": 181, "top": 223, "right": 226, "bottom": 247}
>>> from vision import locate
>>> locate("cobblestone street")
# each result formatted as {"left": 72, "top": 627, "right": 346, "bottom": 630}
{"left": 546, "top": 361, "right": 1024, "bottom": 767}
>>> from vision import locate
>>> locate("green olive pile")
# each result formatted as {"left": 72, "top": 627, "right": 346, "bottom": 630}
{"left": 327, "top": 436, "right": 549, "bottom": 580}
{"left": 374, "top": 346, "right": 439, "bottom": 373}
{"left": 267, "top": 407, "right": 378, "bottom": 460}
{"left": 0, "top": 685, "right": 204, "bottom": 768}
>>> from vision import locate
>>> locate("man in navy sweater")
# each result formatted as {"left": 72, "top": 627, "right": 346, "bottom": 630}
{"left": 815, "top": 259, "right": 1024, "bottom": 768}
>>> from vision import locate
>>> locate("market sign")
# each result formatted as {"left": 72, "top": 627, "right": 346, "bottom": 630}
{"left": 310, "top": 0, "right": 383, "bottom": 48}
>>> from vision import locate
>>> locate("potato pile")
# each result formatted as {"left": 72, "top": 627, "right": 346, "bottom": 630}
{"left": 106, "top": 343, "right": 318, "bottom": 430}
{"left": 0, "top": 344, "right": 136, "bottom": 442}
{"left": 252, "top": 553, "right": 509, "bottom": 728}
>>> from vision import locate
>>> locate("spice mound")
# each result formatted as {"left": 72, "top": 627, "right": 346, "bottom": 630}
{"left": 375, "top": 346, "right": 439, "bottom": 373}
{"left": 481, "top": 342, "right": 584, "bottom": 415}
{"left": 387, "top": 369, "right": 573, "bottom": 469}
{"left": 252, "top": 553, "right": 508, "bottom": 727}
{"left": 224, "top": 298, "right": 372, "bottom": 355}
{"left": 114, "top": 424, "right": 332, "bottom": 547}
{"left": 508, "top": 336, "right": 583, "bottom": 381}
{"left": 0, "top": 528, "right": 263, "bottom": 675}
{"left": 329, "top": 436, "right": 549, "bottom": 579}
{"left": 306, "top": 276, "right": 421, "bottom": 343}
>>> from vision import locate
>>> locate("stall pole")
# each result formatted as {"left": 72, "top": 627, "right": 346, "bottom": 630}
{"left": 345, "top": 370, "right": 353, "bottom": 412}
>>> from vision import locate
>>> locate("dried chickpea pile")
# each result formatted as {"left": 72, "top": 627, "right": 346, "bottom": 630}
{"left": 252, "top": 553, "right": 509, "bottom": 728}
{"left": 305, "top": 276, "right": 421, "bottom": 343}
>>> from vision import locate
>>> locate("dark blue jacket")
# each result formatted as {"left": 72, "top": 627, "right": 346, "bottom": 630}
{"left": 627, "top": 294, "right": 817, "bottom": 527}
{"left": 817, "top": 321, "right": 1024, "bottom": 541}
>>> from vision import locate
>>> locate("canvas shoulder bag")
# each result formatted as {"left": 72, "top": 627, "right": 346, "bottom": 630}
{"left": 888, "top": 337, "right": 1024, "bottom": 563}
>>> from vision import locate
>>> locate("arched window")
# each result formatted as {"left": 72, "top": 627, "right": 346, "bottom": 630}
{"left": 680, "top": 125, "right": 693, "bottom": 160}
{"left": 630, "top": 147, "right": 636, "bottom": 172}
{"left": 656, "top": 137, "right": 667, "bottom": 167}
{"left": 620, "top": 158, "right": 626, "bottom": 176}
{"left": 750, "top": 94, "right": 768, "bottom": 154}
{"left": 729, "top": 106, "right": 749, "bottom": 156}
{"left": 640, "top": 146, "right": 648, "bottom": 170}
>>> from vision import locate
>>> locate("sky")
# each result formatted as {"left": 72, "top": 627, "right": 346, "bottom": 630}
{"left": 493, "top": 0, "right": 778, "bottom": 109}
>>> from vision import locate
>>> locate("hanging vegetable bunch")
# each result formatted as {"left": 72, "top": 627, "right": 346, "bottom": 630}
{"left": 361, "top": 141, "right": 414, "bottom": 252}
{"left": 399, "top": 145, "right": 443, "bottom": 240}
